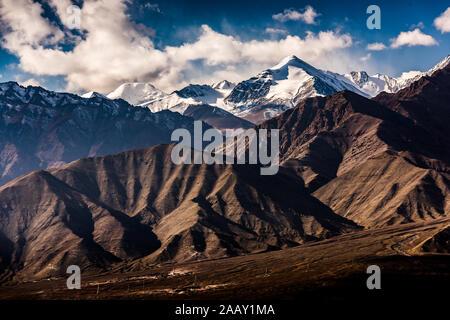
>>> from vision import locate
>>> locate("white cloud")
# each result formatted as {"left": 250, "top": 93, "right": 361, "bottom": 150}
{"left": 272, "top": 6, "right": 320, "bottom": 24}
{"left": 360, "top": 53, "right": 371, "bottom": 61}
{"left": 390, "top": 29, "right": 438, "bottom": 48}
{"left": 0, "top": 0, "right": 355, "bottom": 93}
{"left": 434, "top": 7, "right": 450, "bottom": 33}
{"left": 410, "top": 22, "right": 424, "bottom": 30}
{"left": 166, "top": 26, "right": 352, "bottom": 67}
{"left": 19, "top": 78, "right": 41, "bottom": 87}
{"left": 366, "top": 42, "right": 387, "bottom": 51}
{"left": 1, "top": 0, "right": 172, "bottom": 92}
{"left": 168, "top": 27, "right": 357, "bottom": 85}
{"left": 47, "top": 0, "right": 76, "bottom": 29}
{"left": 0, "top": 0, "right": 64, "bottom": 46}
{"left": 265, "top": 28, "right": 288, "bottom": 35}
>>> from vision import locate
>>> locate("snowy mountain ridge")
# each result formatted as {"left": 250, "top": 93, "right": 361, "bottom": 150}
{"left": 101, "top": 54, "right": 450, "bottom": 124}
{"left": 345, "top": 54, "right": 450, "bottom": 97}
{"left": 220, "top": 55, "right": 369, "bottom": 123}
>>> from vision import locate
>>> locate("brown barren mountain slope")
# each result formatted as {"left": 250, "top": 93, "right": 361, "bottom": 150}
{"left": 314, "top": 66, "right": 450, "bottom": 228}
{"left": 259, "top": 91, "right": 408, "bottom": 191}
{"left": 313, "top": 151, "right": 450, "bottom": 227}
{"left": 373, "top": 64, "right": 450, "bottom": 144}
{"left": 259, "top": 64, "right": 450, "bottom": 228}
{"left": 0, "top": 144, "right": 358, "bottom": 281}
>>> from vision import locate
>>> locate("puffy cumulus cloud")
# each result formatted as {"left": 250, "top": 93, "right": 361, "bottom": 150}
{"left": 164, "top": 26, "right": 355, "bottom": 85}
{"left": 1, "top": 0, "right": 172, "bottom": 92}
{"left": 0, "top": 0, "right": 64, "bottom": 46}
{"left": 47, "top": 0, "right": 76, "bottom": 28}
{"left": 434, "top": 7, "right": 450, "bottom": 33}
{"left": 390, "top": 29, "right": 438, "bottom": 48}
{"left": 167, "top": 26, "right": 352, "bottom": 66}
{"left": 0, "top": 0, "right": 353, "bottom": 93}
{"left": 273, "top": 6, "right": 320, "bottom": 24}
{"left": 169, "top": 28, "right": 357, "bottom": 86}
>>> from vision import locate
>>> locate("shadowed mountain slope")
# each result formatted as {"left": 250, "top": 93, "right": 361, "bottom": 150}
{"left": 373, "top": 63, "right": 450, "bottom": 148}
{"left": 182, "top": 104, "right": 254, "bottom": 131}
{"left": 0, "top": 82, "right": 205, "bottom": 186}
{"left": 0, "top": 144, "right": 358, "bottom": 281}
{"left": 419, "top": 225, "right": 450, "bottom": 253}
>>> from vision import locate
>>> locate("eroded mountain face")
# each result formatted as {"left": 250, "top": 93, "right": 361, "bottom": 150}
{"left": 0, "top": 144, "right": 358, "bottom": 280}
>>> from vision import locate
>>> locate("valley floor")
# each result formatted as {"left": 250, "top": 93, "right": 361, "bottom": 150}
{"left": 1, "top": 218, "right": 449, "bottom": 303}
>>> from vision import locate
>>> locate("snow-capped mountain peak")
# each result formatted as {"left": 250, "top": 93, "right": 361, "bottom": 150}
{"left": 107, "top": 82, "right": 167, "bottom": 106}
{"left": 222, "top": 55, "right": 368, "bottom": 123}
{"left": 270, "top": 55, "right": 316, "bottom": 73}
{"left": 103, "top": 54, "right": 450, "bottom": 125}
{"left": 138, "top": 81, "right": 235, "bottom": 114}
{"left": 81, "top": 91, "right": 106, "bottom": 99}
{"left": 174, "top": 84, "right": 219, "bottom": 99}
{"left": 212, "top": 80, "right": 235, "bottom": 90}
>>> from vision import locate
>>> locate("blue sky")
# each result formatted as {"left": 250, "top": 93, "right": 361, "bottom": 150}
{"left": 0, "top": 0, "right": 448, "bottom": 93}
